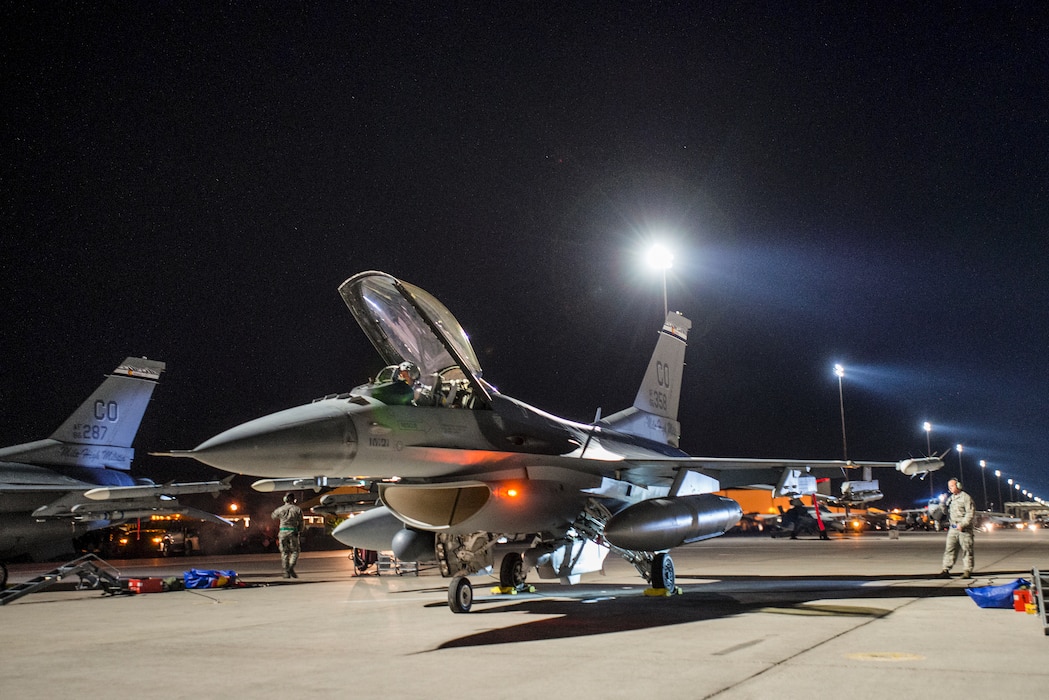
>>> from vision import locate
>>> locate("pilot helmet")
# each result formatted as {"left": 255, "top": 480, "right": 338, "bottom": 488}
{"left": 397, "top": 361, "right": 420, "bottom": 384}
{"left": 284, "top": 492, "right": 297, "bottom": 504}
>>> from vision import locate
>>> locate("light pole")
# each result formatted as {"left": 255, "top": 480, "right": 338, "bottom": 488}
{"left": 995, "top": 470, "right": 1002, "bottom": 512}
{"left": 979, "top": 460, "right": 988, "bottom": 511}
{"left": 924, "top": 422, "right": 933, "bottom": 497}
{"left": 834, "top": 364, "right": 848, "bottom": 462}
{"left": 956, "top": 444, "right": 964, "bottom": 486}
{"left": 1007, "top": 478, "right": 1013, "bottom": 515}
{"left": 646, "top": 243, "right": 674, "bottom": 319}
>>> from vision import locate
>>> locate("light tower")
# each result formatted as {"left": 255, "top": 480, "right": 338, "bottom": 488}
{"left": 646, "top": 243, "right": 674, "bottom": 319}
{"left": 834, "top": 364, "right": 848, "bottom": 462}
{"left": 979, "top": 459, "right": 988, "bottom": 511}
{"left": 995, "top": 470, "right": 1003, "bottom": 512}
{"left": 924, "top": 422, "right": 933, "bottom": 497}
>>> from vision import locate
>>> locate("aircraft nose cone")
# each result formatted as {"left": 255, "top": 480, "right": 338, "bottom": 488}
{"left": 189, "top": 402, "right": 357, "bottom": 476}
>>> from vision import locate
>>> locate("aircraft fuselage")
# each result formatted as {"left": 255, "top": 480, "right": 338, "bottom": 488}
{"left": 185, "top": 392, "right": 686, "bottom": 483}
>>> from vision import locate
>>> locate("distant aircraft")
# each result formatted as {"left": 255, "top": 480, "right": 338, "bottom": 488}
{"left": 974, "top": 511, "right": 1023, "bottom": 531}
{"left": 162, "top": 271, "right": 945, "bottom": 612}
{"left": 0, "top": 357, "right": 230, "bottom": 587}
{"left": 896, "top": 499, "right": 1026, "bottom": 532}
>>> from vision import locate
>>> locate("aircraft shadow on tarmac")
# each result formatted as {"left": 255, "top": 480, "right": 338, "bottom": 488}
{"left": 429, "top": 575, "right": 973, "bottom": 650}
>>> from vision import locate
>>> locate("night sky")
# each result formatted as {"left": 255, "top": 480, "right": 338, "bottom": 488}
{"left": 3, "top": 3, "right": 1047, "bottom": 510}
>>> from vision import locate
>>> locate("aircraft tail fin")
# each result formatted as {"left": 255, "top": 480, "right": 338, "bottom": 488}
{"left": 601, "top": 312, "right": 691, "bottom": 447}
{"left": 2, "top": 357, "right": 165, "bottom": 471}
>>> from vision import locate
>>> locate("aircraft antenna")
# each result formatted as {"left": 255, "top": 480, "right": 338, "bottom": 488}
{"left": 579, "top": 407, "right": 602, "bottom": 458}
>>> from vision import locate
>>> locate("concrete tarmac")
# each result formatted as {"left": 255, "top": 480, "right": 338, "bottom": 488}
{"left": 3, "top": 529, "right": 1047, "bottom": 699}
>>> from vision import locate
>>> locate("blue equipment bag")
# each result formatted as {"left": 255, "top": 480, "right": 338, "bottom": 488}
{"left": 965, "top": 578, "right": 1029, "bottom": 609}
{"left": 183, "top": 568, "right": 238, "bottom": 589}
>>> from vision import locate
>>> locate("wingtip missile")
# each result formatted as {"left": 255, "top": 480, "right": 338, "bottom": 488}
{"left": 83, "top": 479, "right": 233, "bottom": 501}
{"left": 252, "top": 476, "right": 366, "bottom": 493}
{"left": 895, "top": 452, "right": 947, "bottom": 477}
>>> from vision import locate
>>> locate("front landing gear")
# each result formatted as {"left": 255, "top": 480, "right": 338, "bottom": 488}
{"left": 644, "top": 552, "right": 680, "bottom": 596}
{"left": 448, "top": 576, "right": 473, "bottom": 613}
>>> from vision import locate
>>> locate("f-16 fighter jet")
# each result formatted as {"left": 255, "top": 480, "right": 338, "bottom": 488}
{"left": 163, "top": 271, "right": 943, "bottom": 612}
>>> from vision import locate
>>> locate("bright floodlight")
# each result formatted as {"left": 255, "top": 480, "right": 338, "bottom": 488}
{"left": 980, "top": 460, "right": 986, "bottom": 468}
{"left": 923, "top": 422, "right": 931, "bottom": 433}
{"left": 834, "top": 363, "right": 844, "bottom": 378}
{"left": 995, "top": 470, "right": 1001, "bottom": 477}
{"left": 645, "top": 242, "right": 674, "bottom": 319}
{"left": 956, "top": 443, "right": 963, "bottom": 453}
{"left": 646, "top": 243, "right": 674, "bottom": 270}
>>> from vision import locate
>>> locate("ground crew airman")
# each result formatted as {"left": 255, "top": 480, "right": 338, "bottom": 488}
{"left": 938, "top": 478, "right": 975, "bottom": 579}
{"left": 272, "top": 492, "right": 304, "bottom": 578}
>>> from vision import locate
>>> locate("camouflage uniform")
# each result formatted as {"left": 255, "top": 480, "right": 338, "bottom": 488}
{"left": 272, "top": 501, "right": 304, "bottom": 578}
{"left": 941, "top": 488, "right": 975, "bottom": 575}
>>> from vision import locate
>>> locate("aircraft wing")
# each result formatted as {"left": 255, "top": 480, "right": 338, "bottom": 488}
{"left": 30, "top": 478, "right": 233, "bottom": 524}
{"left": 278, "top": 444, "right": 940, "bottom": 499}
{"left": 602, "top": 454, "right": 943, "bottom": 496}
{"left": 0, "top": 463, "right": 95, "bottom": 492}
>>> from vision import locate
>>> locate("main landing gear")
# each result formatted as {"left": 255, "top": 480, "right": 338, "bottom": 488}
{"left": 447, "top": 551, "right": 533, "bottom": 613}
{"left": 446, "top": 551, "right": 678, "bottom": 612}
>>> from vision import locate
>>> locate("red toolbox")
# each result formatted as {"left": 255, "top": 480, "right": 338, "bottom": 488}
{"left": 127, "top": 578, "right": 165, "bottom": 594}
{"left": 1013, "top": 588, "right": 1033, "bottom": 612}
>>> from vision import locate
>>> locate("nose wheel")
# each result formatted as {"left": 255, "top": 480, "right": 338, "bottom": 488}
{"left": 651, "top": 552, "right": 675, "bottom": 590}
{"left": 448, "top": 576, "right": 473, "bottom": 613}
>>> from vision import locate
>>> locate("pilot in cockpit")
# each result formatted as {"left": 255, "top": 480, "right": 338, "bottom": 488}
{"left": 371, "top": 361, "right": 419, "bottom": 406}
{"left": 397, "top": 361, "right": 420, "bottom": 387}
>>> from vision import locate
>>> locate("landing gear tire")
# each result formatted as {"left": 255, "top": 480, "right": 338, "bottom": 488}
{"left": 499, "top": 551, "right": 526, "bottom": 588}
{"left": 448, "top": 576, "right": 473, "bottom": 613}
{"left": 652, "top": 552, "right": 675, "bottom": 590}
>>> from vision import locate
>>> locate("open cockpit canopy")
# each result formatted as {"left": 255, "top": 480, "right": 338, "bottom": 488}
{"left": 338, "top": 271, "right": 491, "bottom": 403}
